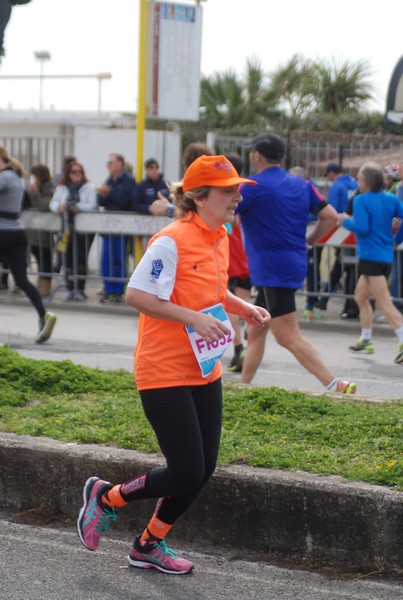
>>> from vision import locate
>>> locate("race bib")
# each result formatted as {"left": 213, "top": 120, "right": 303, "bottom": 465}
{"left": 185, "top": 303, "right": 235, "bottom": 377}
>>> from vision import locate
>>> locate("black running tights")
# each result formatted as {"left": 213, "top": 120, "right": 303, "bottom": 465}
{"left": 120, "top": 378, "right": 223, "bottom": 526}
{"left": 0, "top": 230, "right": 45, "bottom": 318}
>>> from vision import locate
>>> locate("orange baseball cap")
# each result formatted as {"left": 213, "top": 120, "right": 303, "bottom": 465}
{"left": 182, "top": 155, "right": 257, "bottom": 192}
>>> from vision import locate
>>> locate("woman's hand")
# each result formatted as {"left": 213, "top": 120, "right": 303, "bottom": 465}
{"left": 190, "top": 312, "right": 230, "bottom": 344}
{"left": 225, "top": 290, "right": 270, "bottom": 328}
{"left": 242, "top": 304, "right": 271, "bottom": 328}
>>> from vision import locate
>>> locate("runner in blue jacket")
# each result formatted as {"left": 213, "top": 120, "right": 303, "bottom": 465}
{"left": 338, "top": 161, "right": 403, "bottom": 363}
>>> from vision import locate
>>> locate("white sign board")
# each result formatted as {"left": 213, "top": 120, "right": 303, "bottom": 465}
{"left": 147, "top": 1, "right": 202, "bottom": 121}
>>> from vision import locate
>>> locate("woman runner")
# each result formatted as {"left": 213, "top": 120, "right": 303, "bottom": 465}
{"left": 77, "top": 155, "right": 270, "bottom": 574}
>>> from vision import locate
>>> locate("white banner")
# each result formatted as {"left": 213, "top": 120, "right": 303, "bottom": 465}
{"left": 147, "top": 1, "right": 203, "bottom": 121}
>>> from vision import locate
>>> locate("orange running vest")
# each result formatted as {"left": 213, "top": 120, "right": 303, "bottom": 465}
{"left": 134, "top": 212, "right": 229, "bottom": 390}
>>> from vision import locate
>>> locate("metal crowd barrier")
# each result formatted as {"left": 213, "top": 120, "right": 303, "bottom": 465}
{"left": 19, "top": 210, "right": 171, "bottom": 299}
{"left": 4, "top": 210, "right": 402, "bottom": 306}
{"left": 297, "top": 224, "right": 403, "bottom": 306}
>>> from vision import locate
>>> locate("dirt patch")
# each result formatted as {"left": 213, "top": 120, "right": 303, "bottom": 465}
{"left": 11, "top": 506, "right": 68, "bottom": 527}
{"left": 229, "top": 550, "right": 403, "bottom": 582}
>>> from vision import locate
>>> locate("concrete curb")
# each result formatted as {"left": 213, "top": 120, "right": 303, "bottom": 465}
{"left": 0, "top": 433, "right": 402, "bottom": 571}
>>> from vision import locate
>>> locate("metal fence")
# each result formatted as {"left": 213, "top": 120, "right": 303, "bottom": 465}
{"left": 214, "top": 131, "right": 403, "bottom": 179}
{"left": 1, "top": 211, "right": 402, "bottom": 309}
{"left": 16, "top": 211, "right": 171, "bottom": 300}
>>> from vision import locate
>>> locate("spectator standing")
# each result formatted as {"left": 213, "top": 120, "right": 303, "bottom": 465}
{"left": 0, "top": 145, "right": 56, "bottom": 343}
{"left": 131, "top": 157, "right": 170, "bottom": 214}
{"left": 338, "top": 161, "right": 403, "bottom": 363}
{"left": 77, "top": 154, "right": 269, "bottom": 574}
{"left": 96, "top": 153, "right": 136, "bottom": 303}
{"left": 52, "top": 155, "right": 76, "bottom": 186}
{"left": 50, "top": 161, "right": 97, "bottom": 301}
{"left": 27, "top": 163, "right": 55, "bottom": 298}
{"left": 324, "top": 162, "right": 358, "bottom": 213}
{"left": 384, "top": 164, "right": 401, "bottom": 194}
{"left": 237, "top": 133, "right": 356, "bottom": 394}
{"left": 148, "top": 142, "right": 215, "bottom": 218}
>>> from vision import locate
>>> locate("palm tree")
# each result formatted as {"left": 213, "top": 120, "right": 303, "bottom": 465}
{"left": 312, "top": 58, "right": 373, "bottom": 114}
{"left": 269, "top": 54, "right": 316, "bottom": 119}
{"left": 200, "top": 57, "right": 278, "bottom": 129}
{"left": 200, "top": 69, "right": 245, "bottom": 128}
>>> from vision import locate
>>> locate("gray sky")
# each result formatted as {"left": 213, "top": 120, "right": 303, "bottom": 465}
{"left": 1, "top": 0, "right": 401, "bottom": 114}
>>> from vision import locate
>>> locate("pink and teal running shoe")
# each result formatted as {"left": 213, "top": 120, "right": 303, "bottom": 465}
{"left": 77, "top": 476, "right": 116, "bottom": 551}
{"left": 128, "top": 536, "right": 193, "bottom": 575}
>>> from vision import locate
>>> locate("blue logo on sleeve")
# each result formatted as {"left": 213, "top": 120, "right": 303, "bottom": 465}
{"left": 151, "top": 259, "right": 164, "bottom": 281}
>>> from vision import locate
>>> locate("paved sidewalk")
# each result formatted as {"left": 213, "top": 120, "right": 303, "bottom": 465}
{"left": 0, "top": 276, "right": 396, "bottom": 335}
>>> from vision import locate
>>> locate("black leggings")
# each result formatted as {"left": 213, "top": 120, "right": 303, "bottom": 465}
{"left": 120, "top": 378, "right": 223, "bottom": 526}
{"left": 0, "top": 230, "right": 45, "bottom": 318}
{"left": 64, "top": 232, "right": 94, "bottom": 292}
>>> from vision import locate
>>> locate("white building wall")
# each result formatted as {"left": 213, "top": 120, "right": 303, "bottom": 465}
{"left": 74, "top": 126, "right": 181, "bottom": 185}
{"left": 0, "top": 113, "right": 181, "bottom": 184}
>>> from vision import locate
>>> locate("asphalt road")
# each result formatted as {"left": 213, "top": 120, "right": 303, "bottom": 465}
{"left": 1, "top": 301, "right": 402, "bottom": 400}
{"left": 0, "top": 517, "right": 402, "bottom": 600}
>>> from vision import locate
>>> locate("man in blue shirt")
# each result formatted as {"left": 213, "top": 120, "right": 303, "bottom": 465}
{"left": 324, "top": 162, "right": 358, "bottom": 213}
{"left": 237, "top": 133, "right": 356, "bottom": 394}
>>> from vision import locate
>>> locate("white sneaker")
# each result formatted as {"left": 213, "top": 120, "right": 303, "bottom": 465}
{"left": 35, "top": 312, "right": 57, "bottom": 344}
{"left": 376, "top": 315, "right": 388, "bottom": 324}
{"left": 73, "top": 291, "right": 86, "bottom": 301}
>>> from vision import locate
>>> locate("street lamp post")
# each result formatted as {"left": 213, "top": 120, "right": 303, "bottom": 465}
{"left": 96, "top": 72, "right": 112, "bottom": 122}
{"left": 33, "top": 50, "right": 51, "bottom": 110}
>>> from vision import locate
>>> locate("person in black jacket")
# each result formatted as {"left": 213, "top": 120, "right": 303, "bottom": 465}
{"left": 96, "top": 153, "right": 136, "bottom": 302}
{"left": 131, "top": 158, "right": 170, "bottom": 215}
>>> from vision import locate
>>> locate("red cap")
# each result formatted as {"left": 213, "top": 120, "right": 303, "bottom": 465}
{"left": 182, "top": 155, "right": 256, "bottom": 192}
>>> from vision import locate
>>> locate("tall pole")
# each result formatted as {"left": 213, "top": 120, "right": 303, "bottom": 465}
{"left": 134, "top": 0, "right": 148, "bottom": 265}
{"left": 136, "top": 0, "right": 147, "bottom": 182}
{"left": 96, "top": 73, "right": 112, "bottom": 123}
{"left": 39, "top": 59, "right": 44, "bottom": 110}
{"left": 97, "top": 76, "right": 102, "bottom": 123}
{"left": 34, "top": 51, "right": 51, "bottom": 111}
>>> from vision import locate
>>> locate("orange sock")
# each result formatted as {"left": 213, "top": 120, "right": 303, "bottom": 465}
{"left": 140, "top": 514, "right": 172, "bottom": 543}
{"left": 102, "top": 484, "right": 128, "bottom": 509}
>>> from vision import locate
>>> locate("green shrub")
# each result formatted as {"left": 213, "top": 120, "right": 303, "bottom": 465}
{"left": 1, "top": 348, "right": 402, "bottom": 490}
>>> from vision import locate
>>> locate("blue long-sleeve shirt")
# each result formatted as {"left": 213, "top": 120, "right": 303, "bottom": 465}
{"left": 327, "top": 174, "right": 358, "bottom": 213}
{"left": 342, "top": 190, "right": 403, "bottom": 263}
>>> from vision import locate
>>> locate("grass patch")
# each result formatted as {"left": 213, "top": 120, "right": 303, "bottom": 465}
{"left": 1, "top": 347, "right": 402, "bottom": 490}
